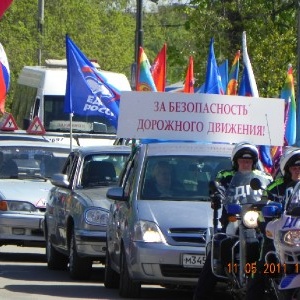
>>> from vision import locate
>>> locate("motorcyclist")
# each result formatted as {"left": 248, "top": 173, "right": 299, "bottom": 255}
{"left": 193, "top": 142, "right": 272, "bottom": 300}
{"left": 245, "top": 148, "right": 300, "bottom": 299}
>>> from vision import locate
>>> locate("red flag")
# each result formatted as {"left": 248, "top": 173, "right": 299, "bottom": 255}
{"left": 151, "top": 44, "right": 166, "bottom": 92}
{"left": 183, "top": 56, "right": 194, "bottom": 93}
{"left": 0, "top": 0, "right": 13, "bottom": 19}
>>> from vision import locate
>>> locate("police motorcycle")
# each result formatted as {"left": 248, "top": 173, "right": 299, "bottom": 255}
{"left": 210, "top": 172, "right": 271, "bottom": 299}
{"left": 262, "top": 181, "right": 300, "bottom": 300}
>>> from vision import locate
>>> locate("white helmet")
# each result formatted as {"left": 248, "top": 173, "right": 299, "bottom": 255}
{"left": 231, "top": 142, "right": 259, "bottom": 169}
{"left": 279, "top": 148, "right": 300, "bottom": 176}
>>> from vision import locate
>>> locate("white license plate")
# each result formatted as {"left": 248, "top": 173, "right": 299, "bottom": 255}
{"left": 182, "top": 254, "right": 206, "bottom": 268}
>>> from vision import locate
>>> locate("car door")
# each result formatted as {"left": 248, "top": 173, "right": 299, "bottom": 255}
{"left": 55, "top": 153, "right": 79, "bottom": 250}
{"left": 110, "top": 152, "right": 138, "bottom": 266}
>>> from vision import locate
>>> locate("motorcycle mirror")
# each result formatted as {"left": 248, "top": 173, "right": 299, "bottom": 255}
{"left": 250, "top": 177, "right": 263, "bottom": 191}
{"left": 209, "top": 180, "right": 219, "bottom": 193}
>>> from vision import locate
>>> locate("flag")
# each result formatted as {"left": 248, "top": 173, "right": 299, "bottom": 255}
{"left": 151, "top": 43, "right": 166, "bottom": 92}
{"left": 183, "top": 56, "right": 194, "bottom": 93}
{"left": 226, "top": 50, "right": 240, "bottom": 95}
{"left": 218, "top": 60, "right": 228, "bottom": 93}
{"left": 136, "top": 47, "right": 157, "bottom": 91}
{"left": 281, "top": 64, "right": 296, "bottom": 145}
{"left": 239, "top": 32, "right": 273, "bottom": 171}
{"left": 204, "top": 38, "right": 224, "bottom": 94}
{"left": 0, "top": 43, "right": 10, "bottom": 113}
{"left": 65, "top": 35, "right": 120, "bottom": 129}
{"left": 0, "top": 0, "right": 13, "bottom": 19}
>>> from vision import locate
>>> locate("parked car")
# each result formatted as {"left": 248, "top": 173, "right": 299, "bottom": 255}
{"left": 104, "top": 142, "right": 235, "bottom": 298}
{"left": 0, "top": 141, "right": 72, "bottom": 248}
{"left": 44, "top": 145, "right": 131, "bottom": 279}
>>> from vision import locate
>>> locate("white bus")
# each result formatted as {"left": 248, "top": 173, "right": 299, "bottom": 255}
{"left": 11, "top": 59, "right": 131, "bottom": 136}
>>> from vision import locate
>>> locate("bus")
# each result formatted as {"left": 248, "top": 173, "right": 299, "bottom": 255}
{"left": 11, "top": 59, "right": 131, "bottom": 136}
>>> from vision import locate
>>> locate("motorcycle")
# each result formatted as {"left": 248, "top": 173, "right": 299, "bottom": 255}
{"left": 262, "top": 180, "right": 300, "bottom": 300}
{"left": 210, "top": 173, "right": 271, "bottom": 299}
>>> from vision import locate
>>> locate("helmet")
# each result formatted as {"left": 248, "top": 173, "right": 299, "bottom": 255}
{"left": 231, "top": 142, "right": 259, "bottom": 169}
{"left": 279, "top": 148, "right": 300, "bottom": 176}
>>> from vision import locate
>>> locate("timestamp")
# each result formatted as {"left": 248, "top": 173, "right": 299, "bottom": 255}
{"left": 227, "top": 262, "right": 300, "bottom": 275}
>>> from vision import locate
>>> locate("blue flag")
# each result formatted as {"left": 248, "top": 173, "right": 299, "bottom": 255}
{"left": 204, "top": 38, "right": 224, "bottom": 94}
{"left": 65, "top": 35, "right": 120, "bottom": 129}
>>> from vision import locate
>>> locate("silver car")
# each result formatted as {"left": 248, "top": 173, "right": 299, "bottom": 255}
{"left": 44, "top": 145, "right": 131, "bottom": 279}
{"left": 0, "top": 141, "right": 72, "bottom": 248}
{"left": 105, "top": 142, "right": 234, "bottom": 298}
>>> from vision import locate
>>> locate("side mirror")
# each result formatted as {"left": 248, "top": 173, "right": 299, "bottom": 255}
{"left": 227, "top": 203, "right": 241, "bottom": 215}
{"left": 250, "top": 177, "right": 262, "bottom": 190}
{"left": 106, "top": 187, "right": 127, "bottom": 201}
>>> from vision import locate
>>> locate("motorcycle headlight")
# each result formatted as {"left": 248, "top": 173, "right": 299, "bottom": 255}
{"left": 85, "top": 208, "right": 109, "bottom": 226}
{"left": 133, "top": 220, "right": 166, "bottom": 243}
{"left": 242, "top": 210, "right": 259, "bottom": 228}
{"left": 283, "top": 230, "right": 300, "bottom": 247}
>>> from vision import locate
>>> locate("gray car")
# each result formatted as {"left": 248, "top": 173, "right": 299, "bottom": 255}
{"left": 44, "top": 145, "right": 130, "bottom": 279}
{"left": 104, "top": 142, "right": 235, "bottom": 298}
{"left": 0, "top": 140, "right": 72, "bottom": 248}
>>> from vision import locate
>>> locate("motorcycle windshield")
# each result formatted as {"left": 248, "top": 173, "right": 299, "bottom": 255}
{"left": 223, "top": 171, "right": 269, "bottom": 207}
{"left": 286, "top": 182, "right": 300, "bottom": 212}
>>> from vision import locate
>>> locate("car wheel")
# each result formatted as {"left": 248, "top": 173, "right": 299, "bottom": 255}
{"left": 104, "top": 247, "right": 119, "bottom": 289}
{"left": 69, "top": 228, "right": 92, "bottom": 280}
{"left": 119, "top": 248, "right": 141, "bottom": 298}
{"left": 46, "top": 229, "right": 68, "bottom": 270}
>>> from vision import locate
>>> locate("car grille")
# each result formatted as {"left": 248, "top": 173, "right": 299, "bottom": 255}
{"left": 160, "top": 264, "right": 201, "bottom": 278}
{"left": 168, "top": 227, "right": 207, "bottom": 245}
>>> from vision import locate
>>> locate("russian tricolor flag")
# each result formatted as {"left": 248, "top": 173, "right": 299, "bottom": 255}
{"left": 0, "top": 43, "right": 10, "bottom": 113}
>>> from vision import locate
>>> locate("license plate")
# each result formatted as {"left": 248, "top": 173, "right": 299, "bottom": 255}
{"left": 182, "top": 254, "right": 206, "bottom": 268}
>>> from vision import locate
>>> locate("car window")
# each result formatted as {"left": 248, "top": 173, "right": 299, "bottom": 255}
{"left": 80, "top": 153, "right": 129, "bottom": 188}
{"left": 141, "top": 155, "right": 232, "bottom": 200}
{"left": 0, "top": 145, "right": 70, "bottom": 179}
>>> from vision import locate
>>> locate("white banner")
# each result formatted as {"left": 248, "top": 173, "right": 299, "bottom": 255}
{"left": 117, "top": 92, "right": 285, "bottom": 146}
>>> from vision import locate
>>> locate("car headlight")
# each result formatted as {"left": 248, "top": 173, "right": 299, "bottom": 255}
{"left": 283, "top": 230, "right": 300, "bottom": 246}
{"left": 133, "top": 220, "right": 166, "bottom": 243}
{"left": 0, "top": 200, "right": 38, "bottom": 212}
{"left": 242, "top": 210, "right": 259, "bottom": 228}
{"left": 85, "top": 208, "right": 109, "bottom": 226}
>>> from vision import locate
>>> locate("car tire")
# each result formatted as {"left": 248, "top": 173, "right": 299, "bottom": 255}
{"left": 69, "top": 229, "right": 92, "bottom": 280}
{"left": 119, "top": 248, "right": 141, "bottom": 298}
{"left": 104, "top": 247, "right": 119, "bottom": 289}
{"left": 46, "top": 229, "right": 68, "bottom": 270}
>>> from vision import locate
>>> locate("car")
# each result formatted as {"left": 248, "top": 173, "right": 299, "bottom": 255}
{"left": 44, "top": 145, "right": 131, "bottom": 280}
{"left": 104, "top": 142, "right": 235, "bottom": 298}
{"left": 0, "top": 140, "right": 72, "bottom": 248}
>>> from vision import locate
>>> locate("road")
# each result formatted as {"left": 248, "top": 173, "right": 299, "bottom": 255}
{"left": 0, "top": 246, "right": 232, "bottom": 300}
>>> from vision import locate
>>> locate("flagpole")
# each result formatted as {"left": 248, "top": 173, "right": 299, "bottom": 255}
{"left": 70, "top": 113, "right": 73, "bottom": 152}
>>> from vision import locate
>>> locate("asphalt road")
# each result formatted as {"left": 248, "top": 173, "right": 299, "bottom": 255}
{"left": 0, "top": 245, "right": 233, "bottom": 300}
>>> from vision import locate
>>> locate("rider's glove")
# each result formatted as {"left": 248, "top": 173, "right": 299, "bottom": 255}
{"left": 211, "top": 193, "right": 223, "bottom": 210}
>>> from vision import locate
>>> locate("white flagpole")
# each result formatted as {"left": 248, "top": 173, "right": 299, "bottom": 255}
{"left": 70, "top": 113, "right": 73, "bottom": 151}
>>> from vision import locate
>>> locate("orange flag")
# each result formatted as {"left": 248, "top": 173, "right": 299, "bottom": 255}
{"left": 183, "top": 56, "right": 194, "bottom": 93}
{"left": 151, "top": 43, "right": 167, "bottom": 92}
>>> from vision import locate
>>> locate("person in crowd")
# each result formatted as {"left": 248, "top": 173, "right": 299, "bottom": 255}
{"left": 245, "top": 148, "right": 300, "bottom": 299}
{"left": 193, "top": 142, "right": 273, "bottom": 300}
{"left": 143, "top": 160, "right": 174, "bottom": 198}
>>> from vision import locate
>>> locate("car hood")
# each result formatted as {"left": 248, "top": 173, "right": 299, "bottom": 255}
{"left": 0, "top": 180, "right": 53, "bottom": 206}
{"left": 137, "top": 200, "right": 213, "bottom": 229}
{"left": 76, "top": 187, "right": 112, "bottom": 210}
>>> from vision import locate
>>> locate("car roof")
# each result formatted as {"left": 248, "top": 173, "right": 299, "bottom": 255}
{"left": 142, "top": 142, "right": 234, "bottom": 157}
{"left": 74, "top": 144, "right": 131, "bottom": 155}
{"left": 0, "top": 140, "right": 74, "bottom": 150}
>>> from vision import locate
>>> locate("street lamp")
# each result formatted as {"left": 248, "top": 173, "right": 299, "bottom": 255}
{"left": 131, "top": 0, "right": 159, "bottom": 90}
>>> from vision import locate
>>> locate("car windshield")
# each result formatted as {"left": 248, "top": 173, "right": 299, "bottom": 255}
{"left": 0, "top": 145, "right": 70, "bottom": 179}
{"left": 141, "top": 155, "right": 232, "bottom": 201}
{"left": 81, "top": 153, "right": 129, "bottom": 187}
